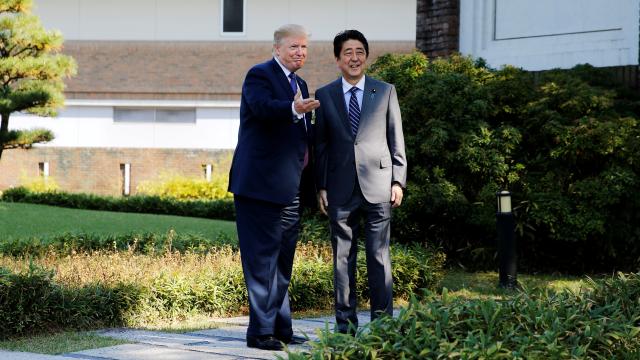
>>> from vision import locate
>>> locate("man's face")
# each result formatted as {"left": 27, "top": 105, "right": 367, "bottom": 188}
{"left": 337, "top": 39, "right": 367, "bottom": 83}
{"left": 274, "top": 35, "right": 308, "bottom": 72}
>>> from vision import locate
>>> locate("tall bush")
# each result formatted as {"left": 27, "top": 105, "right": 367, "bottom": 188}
{"left": 369, "top": 53, "right": 640, "bottom": 271}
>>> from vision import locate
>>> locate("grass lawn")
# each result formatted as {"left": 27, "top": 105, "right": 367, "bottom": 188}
{"left": 440, "top": 269, "right": 590, "bottom": 299}
{"left": 0, "top": 201, "right": 237, "bottom": 241}
{"left": 0, "top": 331, "right": 129, "bottom": 355}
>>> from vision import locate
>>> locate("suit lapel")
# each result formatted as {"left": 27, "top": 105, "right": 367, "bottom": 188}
{"left": 270, "top": 59, "right": 295, "bottom": 100}
{"left": 329, "top": 79, "right": 353, "bottom": 139}
{"left": 359, "top": 76, "right": 376, "bottom": 134}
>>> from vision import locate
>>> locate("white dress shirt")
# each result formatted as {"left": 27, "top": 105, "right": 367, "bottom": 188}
{"left": 274, "top": 56, "right": 304, "bottom": 119}
{"left": 342, "top": 76, "right": 365, "bottom": 111}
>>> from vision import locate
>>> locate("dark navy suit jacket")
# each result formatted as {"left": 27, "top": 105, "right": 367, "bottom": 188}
{"left": 229, "top": 58, "right": 314, "bottom": 206}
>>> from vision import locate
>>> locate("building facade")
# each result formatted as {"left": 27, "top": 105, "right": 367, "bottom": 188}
{"left": 0, "top": 0, "right": 417, "bottom": 196}
{"left": 418, "top": 0, "right": 639, "bottom": 71}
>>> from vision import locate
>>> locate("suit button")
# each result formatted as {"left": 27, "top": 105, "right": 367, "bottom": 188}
{"left": 355, "top": 141, "right": 358, "bottom": 145}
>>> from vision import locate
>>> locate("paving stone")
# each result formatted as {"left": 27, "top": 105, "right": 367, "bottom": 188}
{"left": 67, "top": 343, "right": 244, "bottom": 360}
{"left": 91, "top": 329, "right": 287, "bottom": 359}
{"left": 96, "top": 329, "right": 209, "bottom": 347}
{"left": 0, "top": 350, "right": 75, "bottom": 360}
{"left": 3, "top": 310, "right": 401, "bottom": 360}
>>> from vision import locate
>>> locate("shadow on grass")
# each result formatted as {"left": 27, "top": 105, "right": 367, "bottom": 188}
{"left": 438, "top": 269, "right": 590, "bottom": 299}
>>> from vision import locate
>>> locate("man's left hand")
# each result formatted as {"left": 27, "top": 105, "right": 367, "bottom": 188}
{"left": 294, "top": 94, "right": 320, "bottom": 114}
{"left": 390, "top": 184, "right": 403, "bottom": 208}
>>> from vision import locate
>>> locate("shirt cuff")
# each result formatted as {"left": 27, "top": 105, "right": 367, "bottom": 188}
{"left": 292, "top": 102, "right": 304, "bottom": 119}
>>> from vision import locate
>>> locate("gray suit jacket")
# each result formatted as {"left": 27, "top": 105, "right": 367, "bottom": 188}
{"left": 314, "top": 76, "right": 407, "bottom": 206}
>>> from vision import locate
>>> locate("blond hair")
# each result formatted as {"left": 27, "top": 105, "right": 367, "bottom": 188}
{"left": 273, "top": 24, "right": 309, "bottom": 46}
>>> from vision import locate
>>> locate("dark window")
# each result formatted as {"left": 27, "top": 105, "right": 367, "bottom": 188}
{"left": 203, "top": 164, "right": 212, "bottom": 181}
{"left": 120, "top": 163, "right": 131, "bottom": 196}
{"left": 156, "top": 109, "right": 196, "bottom": 123}
{"left": 114, "top": 109, "right": 154, "bottom": 123}
{"left": 114, "top": 108, "right": 195, "bottom": 124}
{"left": 223, "top": 0, "right": 243, "bottom": 33}
{"left": 38, "top": 162, "right": 49, "bottom": 177}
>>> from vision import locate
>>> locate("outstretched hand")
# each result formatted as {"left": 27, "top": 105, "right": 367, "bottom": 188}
{"left": 294, "top": 89, "right": 320, "bottom": 114}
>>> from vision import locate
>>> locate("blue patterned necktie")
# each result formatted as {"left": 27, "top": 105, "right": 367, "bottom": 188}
{"left": 289, "top": 73, "right": 297, "bottom": 95}
{"left": 290, "top": 72, "right": 308, "bottom": 167}
{"left": 348, "top": 87, "right": 360, "bottom": 137}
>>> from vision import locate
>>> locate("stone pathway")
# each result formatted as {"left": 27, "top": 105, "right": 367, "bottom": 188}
{"left": 0, "top": 312, "right": 391, "bottom": 360}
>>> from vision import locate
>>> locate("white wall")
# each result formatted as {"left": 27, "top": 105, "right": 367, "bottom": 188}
{"left": 34, "top": 0, "right": 416, "bottom": 41}
{"left": 9, "top": 101, "right": 240, "bottom": 149}
{"left": 459, "top": 0, "right": 639, "bottom": 70}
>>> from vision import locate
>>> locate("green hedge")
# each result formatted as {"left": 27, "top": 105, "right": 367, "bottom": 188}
{"left": 290, "top": 244, "right": 446, "bottom": 312}
{"left": 0, "top": 242, "right": 444, "bottom": 338}
{"left": 0, "top": 213, "right": 327, "bottom": 256}
{"left": 0, "top": 187, "right": 235, "bottom": 221}
{"left": 0, "top": 231, "right": 236, "bottom": 257}
{"left": 368, "top": 53, "right": 640, "bottom": 272}
{"left": 291, "top": 272, "right": 640, "bottom": 359}
{"left": 0, "top": 265, "right": 144, "bottom": 339}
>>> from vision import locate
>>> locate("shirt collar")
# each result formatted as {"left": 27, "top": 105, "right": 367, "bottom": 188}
{"left": 342, "top": 76, "right": 365, "bottom": 94}
{"left": 274, "top": 56, "right": 293, "bottom": 78}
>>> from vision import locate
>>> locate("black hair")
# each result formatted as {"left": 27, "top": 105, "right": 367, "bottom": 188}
{"left": 333, "top": 29, "right": 369, "bottom": 59}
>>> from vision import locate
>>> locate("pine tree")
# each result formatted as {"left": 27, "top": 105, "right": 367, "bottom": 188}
{"left": 0, "top": 0, "right": 76, "bottom": 159}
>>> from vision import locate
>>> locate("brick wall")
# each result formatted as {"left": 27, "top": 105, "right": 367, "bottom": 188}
{"left": 416, "top": 0, "right": 460, "bottom": 58}
{"left": 62, "top": 40, "right": 415, "bottom": 100}
{"left": 0, "top": 147, "right": 233, "bottom": 196}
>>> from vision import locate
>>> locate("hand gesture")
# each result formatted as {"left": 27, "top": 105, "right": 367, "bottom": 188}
{"left": 294, "top": 89, "right": 320, "bottom": 114}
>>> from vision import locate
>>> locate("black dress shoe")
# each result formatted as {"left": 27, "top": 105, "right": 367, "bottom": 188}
{"left": 246, "top": 335, "right": 283, "bottom": 351}
{"left": 277, "top": 334, "right": 307, "bottom": 345}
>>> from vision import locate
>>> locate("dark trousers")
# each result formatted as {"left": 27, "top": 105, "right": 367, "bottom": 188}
{"left": 328, "top": 184, "right": 393, "bottom": 332}
{"left": 234, "top": 194, "right": 300, "bottom": 338}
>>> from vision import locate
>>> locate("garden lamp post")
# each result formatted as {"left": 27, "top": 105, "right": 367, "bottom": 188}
{"left": 497, "top": 190, "right": 517, "bottom": 289}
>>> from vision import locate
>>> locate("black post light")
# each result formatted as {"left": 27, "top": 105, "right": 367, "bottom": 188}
{"left": 496, "top": 190, "right": 517, "bottom": 289}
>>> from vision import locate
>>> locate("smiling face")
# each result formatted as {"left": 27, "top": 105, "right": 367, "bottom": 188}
{"left": 336, "top": 39, "right": 368, "bottom": 84}
{"left": 274, "top": 35, "right": 308, "bottom": 73}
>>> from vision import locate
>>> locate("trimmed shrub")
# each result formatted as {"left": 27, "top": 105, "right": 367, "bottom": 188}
{"left": 19, "top": 175, "right": 60, "bottom": 193}
{"left": 0, "top": 264, "right": 144, "bottom": 338}
{"left": 290, "top": 272, "right": 640, "bottom": 359}
{"left": 137, "top": 174, "right": 232, "bottom": 201}
{"left": 0, "top": 231, "right": 237, "bottom": 257}
{"left": 148, "top": 265, "right": 247, "bottom": 319}
{"left": 0, "top": 187, "right": 235, "bottom": 221}
{"left": 368, "top": 52, "right": 640, "bottom": 272}
{"left": 289, "top": 243, "right": 446, "bottom": 312}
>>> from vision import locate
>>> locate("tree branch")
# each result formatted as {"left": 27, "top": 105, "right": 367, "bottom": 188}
{"left": 0, "top": 112, "right": 8, "bottom": 133}
{"left": 9, "top": 44, "right": 39, "bottom": 58}
{"left": 0, "top": 112, "right": 9, "bottom": 158}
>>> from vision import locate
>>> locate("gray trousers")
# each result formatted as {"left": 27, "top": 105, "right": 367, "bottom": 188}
{"left": 328, "top": 183, "right": 393, "bottom": 332}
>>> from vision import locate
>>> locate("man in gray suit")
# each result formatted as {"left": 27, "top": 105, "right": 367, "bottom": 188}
{"left": 314, "top": 29, "right": 407, "bottom": 334}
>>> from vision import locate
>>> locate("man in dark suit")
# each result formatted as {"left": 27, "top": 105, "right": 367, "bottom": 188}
{"left": 314, "top": 30, "right": 407, "bottom": 334}
{"left": 228, "top": 24, "right": 320, "bottom": 351}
